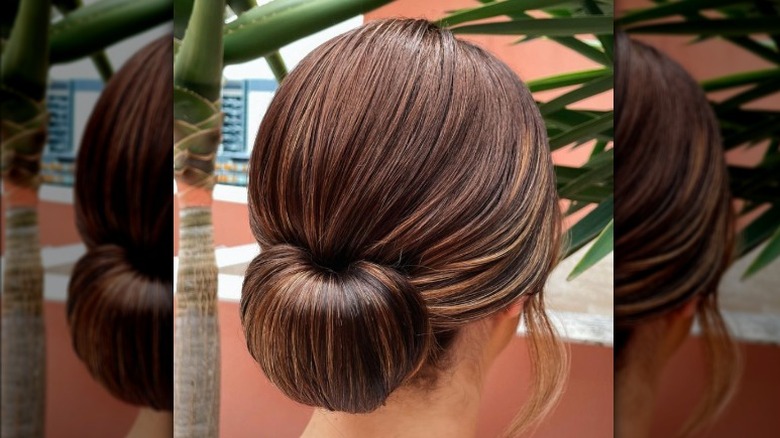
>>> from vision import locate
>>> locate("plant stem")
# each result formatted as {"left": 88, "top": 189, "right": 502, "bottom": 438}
{"left": 1, "top": 1, "right": 49, "bottom": 436}
{"left": 173, "top": 0, "right": 224, "bottom": 436}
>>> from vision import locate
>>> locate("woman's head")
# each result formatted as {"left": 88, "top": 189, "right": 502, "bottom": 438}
{"left": 241, "top": 18, "right": 565, "bottom": 434}
{"left": 614, "top": 30, "right": 738, "bottom": 433}
{"left": 67, "top": 36, "right": 173, "bottom": 411}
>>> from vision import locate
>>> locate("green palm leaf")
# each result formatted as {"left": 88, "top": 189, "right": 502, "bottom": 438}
{"left": 49, "top": 0, "right": 172, "bottom": 64}
{"left": 450, "top": 16, "right": 614, "bottom": 36}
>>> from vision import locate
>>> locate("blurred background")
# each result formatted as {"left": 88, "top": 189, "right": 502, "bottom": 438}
{"left": 617, "top": 0, "right": 780, "bottom": 436}
{"left": 0, "top": 0, "right": 169, "bottom": 435}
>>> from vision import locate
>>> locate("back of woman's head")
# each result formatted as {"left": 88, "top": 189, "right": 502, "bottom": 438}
{"left": 241, "top": 18, "right": 565, "bottom": 434}
{"left": 67, "top": 35, "right": 173, "bottom": 411}
{"left": 614, "top": 30, "right": 738, "bottom": 434}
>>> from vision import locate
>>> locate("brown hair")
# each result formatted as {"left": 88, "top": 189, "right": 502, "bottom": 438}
{"left": 67, "top": 36, "right": 173, "bottom": 411}
{"left": 240, "top": 19, "right": 566, "bottom": 436}
{"left": 614, "top": 30, "right": 739, "bottom": 435}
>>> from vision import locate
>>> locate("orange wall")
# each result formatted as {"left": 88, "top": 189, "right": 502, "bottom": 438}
{"left": 652, "top": 340, "right": 780, "bottom": 437}
{"left": 43, "top": 301, "right": 138, "bottom": 438}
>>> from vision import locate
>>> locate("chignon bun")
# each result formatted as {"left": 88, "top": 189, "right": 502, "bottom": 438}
{"left": 67, "top": 244, "right": 173, "bottom": 410}
{"left": 241, "top": 244, "right": 431, "bottom": 413}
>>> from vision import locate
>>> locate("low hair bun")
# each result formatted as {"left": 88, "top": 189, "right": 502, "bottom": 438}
{"left": 240, "top": 244, "right": 432, "bottom": 413}
{"left": 67, "top": 244, "right": 173, "bottom": 410}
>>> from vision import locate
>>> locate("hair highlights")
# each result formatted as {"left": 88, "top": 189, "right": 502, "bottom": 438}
{"left": 67, "top": 36, "right": 173, "bottom": 411}
{"left": 614, "top": 30, "right": 740, "bottom": 435}
{"left": 240, "top": 19, "right": 566, "bottom": 436}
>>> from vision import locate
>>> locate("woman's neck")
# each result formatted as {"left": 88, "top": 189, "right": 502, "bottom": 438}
{"left": 302, "top": 328, "right": 494, "bottom": 438}
{"left": 300, "top": 317, "right": 517, "bottom": 438}
{"left": 615, "top": 352, "right": 664, "bottom": 438}
{"left": 614, "top": 320, "right": 676, "bottom": 438}
{"left": 302, "top": 366, "right": 484, "bottom": 438}
{"left": 126, "top": 407, "right": 172, "bottom": 438}
{"left": 615, "top": 308, "right": 696, "bottom": 438}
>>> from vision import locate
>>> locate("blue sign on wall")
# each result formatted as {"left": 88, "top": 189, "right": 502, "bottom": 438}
{"left": 41, "top": 79, "right": 278, "bottom": 187}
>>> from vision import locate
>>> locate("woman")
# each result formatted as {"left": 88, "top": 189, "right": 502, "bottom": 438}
{"left": 67, "top": 36, "right": 173, "bottom": 438}
{"left": 614, "top": 31, "right": 740, "bottom": 437}
{"left": 240, "top": 19, "right": 567, "bottom": 437}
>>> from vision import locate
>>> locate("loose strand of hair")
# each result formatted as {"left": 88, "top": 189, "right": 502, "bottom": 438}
{"left": 678, "top": 295, "right": 741, "bottom": 437}
{"left": 504, "top": 294, "right": 570, "bottom": 437}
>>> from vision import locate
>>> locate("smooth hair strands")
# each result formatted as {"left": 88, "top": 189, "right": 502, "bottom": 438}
{"left": 240, "top": 19, "right": 567, "bottom": 437}
{"left": 614, "top": 31, "right": 740, "bottom": 436}
{"left": 66, "top": 36, "right": 173, "bottom": 411}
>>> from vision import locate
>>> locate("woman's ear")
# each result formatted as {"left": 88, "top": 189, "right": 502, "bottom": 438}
{"left": 481, "top": 296, "right": 529, "bottom": 367}
{"left": 659, "top": 295, "right": 701, "bottom": 361}
{"left": 673, "top": 295, "right": 700, "bottom": 321}
{"left": 505, "top": 297, "right": 526, "bottom": 319}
